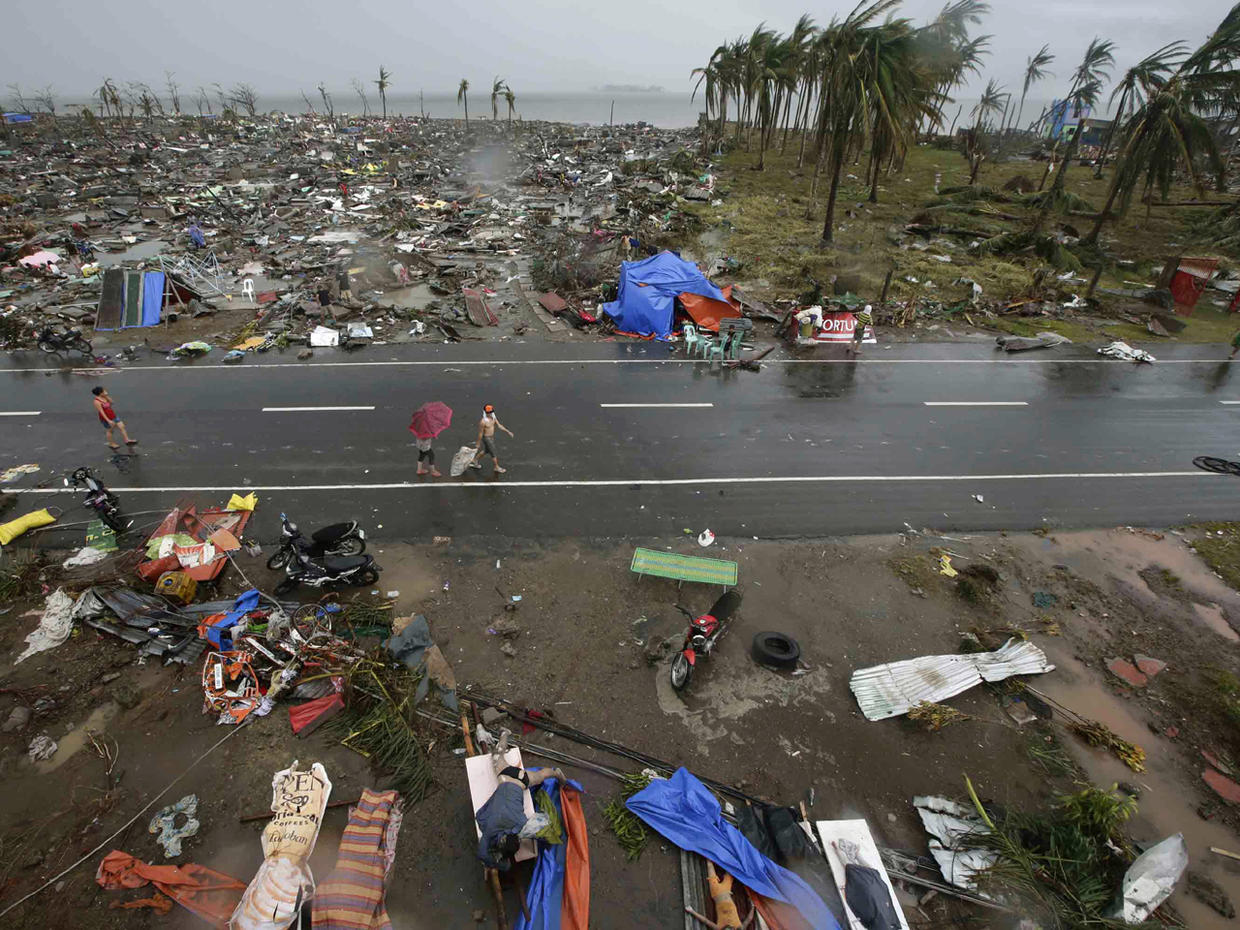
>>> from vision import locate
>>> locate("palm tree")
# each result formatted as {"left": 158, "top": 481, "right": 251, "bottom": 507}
{"left": 1014, "top": 45, "right": 1054, "bottom": 133}
{"left": 374, "top": 66, "right": 391, "bottom": 119}
{"left": 1093, "top": 43, "right": 1183, "bottom": 174}
{"left": 966, "top": 78, "right": 1006, "bottom": 183}
{"left": 457, "top": 78, "right": 470, "bottom": 125}
{"left": 1086, "top": 6, "right": 1240, "bottom": 243}
{"left": 504, "top": 87, "right": 516, "bottom": 127}
{"left": 490, "top": 76, "right": 507, "bottom": 120}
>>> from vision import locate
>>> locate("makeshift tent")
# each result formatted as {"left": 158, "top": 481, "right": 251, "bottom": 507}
{"left": 602, "top": 251, "right": 728, "bottom": 339}
{"left": 96, "top": 269, "right": 198, "bottom": 331}
{"left": 627, "top": 768, "right": 841, "bottom": 930}
{"left": 680, "top": 285, "right": 742, "bottom": 333}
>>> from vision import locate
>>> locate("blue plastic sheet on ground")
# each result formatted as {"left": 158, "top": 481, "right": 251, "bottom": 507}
{"left": 140, "top": 272, "right": 165, "bottom": 327}
{"left": 600, "top": 251, "right": 726, "bottom": 339}
{"left": 626, "top": 768, "right": 841, "bottom": 930}
{"left": 205, "top": 588, "right": 260, "bottom": 650}
{"left": 3, "top": 113, "right": 33, "bottom": 124}
{"left": 515, "top": 774, "right": 583, "bottom": 930}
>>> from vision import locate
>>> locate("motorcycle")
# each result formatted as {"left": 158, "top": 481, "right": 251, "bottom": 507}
{"left": 669, "top": 590, "right": 742, "bottom": 691}
{"left": 267, "top": 512, "right": 366, "bottom": 570}
{"left": 273, "top": 543, "right": 380, "bottom": 596}
{"left": 36, "top": 325, "right": 93, "bottom": 356}
{"left": 65, "top": 466, "right": 126, "bottom": 533}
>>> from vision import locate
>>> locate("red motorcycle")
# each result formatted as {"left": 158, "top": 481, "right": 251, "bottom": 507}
{"left": 670, "top": 591, "right": 742, "bottom": 691}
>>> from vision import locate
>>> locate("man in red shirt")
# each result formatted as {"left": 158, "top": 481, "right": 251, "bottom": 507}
{"left": 91, "top": 386, "right": 138, "bottom": 450}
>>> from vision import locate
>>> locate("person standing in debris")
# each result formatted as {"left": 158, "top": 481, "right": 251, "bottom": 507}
{"left": 92, "top": 386, "right": 137, "bottom": 450}
{"left": 472, "top": 404, "right": 514, "bottom": 475}
{"left": 416, "top": 436, "right": 441, "bottom": 478}
{"left": 846, "top": 304, "right": 874, "bottom": 357}
{"left": 1229, "top": 328, "right": 1240, "bottom": 359}
{"left": 336, "top": 264, "right": 352, "bottom": 304}
{"left": 475, "top": 729, "right": 564, "bottom": 870}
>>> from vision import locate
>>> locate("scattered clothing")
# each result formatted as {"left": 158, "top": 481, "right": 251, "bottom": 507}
{"left": 312, "top": 789, "right": 403, "bottom": 930}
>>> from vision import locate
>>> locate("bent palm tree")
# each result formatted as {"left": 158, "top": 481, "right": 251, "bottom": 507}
{"left": 490, "top": 76, "right": 507, "bottom": 120}
{"left": 504, "top": 88, "right": 516, "bottom": 127}
{"left": 457, "top": 78, "right": 470, "bottom": 125}
{"left": 967, "top": 78, "right": 1006, "bottom": 182}
{"left": 1015, "top": 44, "right": 1054, "bottom": 132}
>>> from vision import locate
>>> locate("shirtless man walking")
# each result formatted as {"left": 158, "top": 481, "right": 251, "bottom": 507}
{"left": 472, "top": 404, "right": 514, "bottom": 475}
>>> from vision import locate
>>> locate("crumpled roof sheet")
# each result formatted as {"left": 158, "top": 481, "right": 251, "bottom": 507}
{"left": 912, "top": 796, "right": 998, "bottom": 894}
{"left": 849, "top": 638, "right": 1054, "bottom": 721}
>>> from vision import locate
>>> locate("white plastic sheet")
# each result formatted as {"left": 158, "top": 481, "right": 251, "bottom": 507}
{"left": 1111, "top": 833, "right": 1188, "bottom": 924}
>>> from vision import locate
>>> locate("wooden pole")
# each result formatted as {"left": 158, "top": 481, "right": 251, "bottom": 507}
{"left": 879, "top": 269, "right": 893, "bottom": 305}
{"left": 487, "top": 868, "right": 508, "bottom": 930}
{"left": 610, "top": 100, "right": 614, "bottom": 127}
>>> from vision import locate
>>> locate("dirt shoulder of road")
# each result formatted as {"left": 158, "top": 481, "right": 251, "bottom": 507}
{"left": 0, "top": 527, "right": 1238, "bottom": 928}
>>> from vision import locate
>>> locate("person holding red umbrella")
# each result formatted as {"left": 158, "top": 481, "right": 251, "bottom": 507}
{"left": 409, "top": 402, "right": 453, "bottom": 477}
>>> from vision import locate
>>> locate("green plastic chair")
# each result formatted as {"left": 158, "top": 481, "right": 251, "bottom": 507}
{"left": 682, "top": 323, "right": 700, "bottom": 355}
{"left": 706, "top": 332, "right": 727, "bottom": 363}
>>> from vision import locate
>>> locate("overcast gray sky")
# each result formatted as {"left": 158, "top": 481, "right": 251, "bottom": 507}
{"left": 3, "top": 0, "right": 1233, "bottom": 109}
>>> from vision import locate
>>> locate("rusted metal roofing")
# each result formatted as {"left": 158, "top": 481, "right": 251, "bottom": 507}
{"left": 849, "top": 639, "right": 1054, "bottom": 721}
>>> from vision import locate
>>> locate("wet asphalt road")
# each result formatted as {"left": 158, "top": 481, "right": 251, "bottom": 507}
{"left": 2, "top": 341, "right": 1239, "bottom": 543}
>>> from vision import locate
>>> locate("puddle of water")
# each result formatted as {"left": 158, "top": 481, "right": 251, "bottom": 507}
{"left": 654, "top": 662, "right": 834, "bottom": 753}
{"left": 1194, "top": 603, "right": 1240, "bottom": 643}
{"left": 35, "top": 701, "right": 118, "bottom": 774}
{"left": 1040, "top": 647, "right": 1240, "bottom": 930}
{"left": 386, "top": 283, "right": 439, "bottom": 311}
{"left": 1019, "top": 529, "right": 1240, "bottom": 641}
{"left": 97, "top": 238, "right": 169, "bottom": 267}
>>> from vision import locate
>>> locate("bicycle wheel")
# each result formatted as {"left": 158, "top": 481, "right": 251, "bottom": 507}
{"left": 1194, "top": 456, "right": 1234, "bottom": 474}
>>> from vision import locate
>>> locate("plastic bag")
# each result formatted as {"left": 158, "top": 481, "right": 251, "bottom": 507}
{"left": 1110, "top": 833, "right": 1188, "bottom": 924}
{"left": 450, "top": 445, "right": 479, "bottom": 477}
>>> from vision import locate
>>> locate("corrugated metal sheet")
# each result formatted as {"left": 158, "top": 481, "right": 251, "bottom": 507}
{"left": 850, "top": 639, "right": 1054, "bottom": 721}
{"left": 912, "top": 796, "right": 998, "bottom": 894}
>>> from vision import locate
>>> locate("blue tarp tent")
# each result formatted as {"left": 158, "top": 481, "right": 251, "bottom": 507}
{"left": 601, "top": 251, "right": 727, "bottom": 339}
{"left": 627, "top": 768, "right": 841, "bottom": 930}
{"left": 3, "top": 113, "right": 33, "bottom": 124}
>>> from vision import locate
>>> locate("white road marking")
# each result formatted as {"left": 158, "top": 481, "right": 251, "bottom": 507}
{"left": 262, "top": 406, "right": 375, "bottom": 412}
{"left": 0, "top": 411, "right": 40, "bottom": 416}
{"left": 3, "top": 470, "right": 1211, "bottom": 495}
{"left": 599, "top": 403, "right": 714, "bottom": 408}
{"left": 924, "top": 401, "right": 1029, "bottom": 407}
{"left": 1220, "top": 401, "right": 1240, "bottom": 405}
{"left": 0, "top": 358, "right": 1230, "bottom": 374}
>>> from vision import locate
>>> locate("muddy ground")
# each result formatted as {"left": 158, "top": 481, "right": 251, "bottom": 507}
{"left": 1, "top": 527, "right": 1239, "bottom": 928}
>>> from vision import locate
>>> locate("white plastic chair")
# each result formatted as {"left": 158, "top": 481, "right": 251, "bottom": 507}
{"left": 241, "top": 279, "right": 256, "bottom": 302}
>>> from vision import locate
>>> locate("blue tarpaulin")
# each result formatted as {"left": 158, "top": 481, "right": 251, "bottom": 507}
{"left": 626, "top": 768, "right": 841, "bottom": 930}
{"left": 601, "top": 251, "right": 727, "bottom": 339}
{"left": 3, "top": 113, "right": 33, "bottom": 124}
{"left": 141, "top": 271, "right": 165, "bottom": 327}
{"left": 205, "top": 588, "right": 260, "bottom": 650}
{"left": 515, "top": 774, "right": 582, "bottom": 930}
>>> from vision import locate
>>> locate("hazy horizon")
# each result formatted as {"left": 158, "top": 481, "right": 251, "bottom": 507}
{"left": 5, "top": 0, "right": 1233, "bottom": 120}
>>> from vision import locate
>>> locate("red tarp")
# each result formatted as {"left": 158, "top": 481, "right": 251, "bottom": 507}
{"left": 561, "top": 784, "right": 591, "bottom": 930}
{"left": 139, "top": 505, "right": 251, "bottom": 582}
{"left": 96, "top": 850, "right": 246, "bottom": 928}
{"left": 680, "top": 285, "right": 742, "bottom": 333}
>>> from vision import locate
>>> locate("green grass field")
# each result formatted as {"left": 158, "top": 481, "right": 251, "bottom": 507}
{"left": 695, "top": 133, "right": 1240, "bottom": 343}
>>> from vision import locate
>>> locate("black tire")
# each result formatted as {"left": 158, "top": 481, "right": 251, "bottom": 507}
{"left": 670, "top": 652, "right": 693, "bottom": 691}
{"left": 71, "top": 337, "right": 94, "bottom": 356}
{"left": 267, "top": 548, "right": 292, "bottom": 571}
{"left": 101, "top": 509, "right": 126, "bottom": 534}
{"left": 332, "top": 537, "right": 365, "bottom": 556}
{"left": 37, "top": 340, "right": 60, "bottom": 355}
{"left": 358, "top": 567, "right": 379, "bottom": 585}
{"left": 274, "top": 577, "right": 298, "bottom": 596}
{"left": 752, "top": 631, "right": 801, "bottom": 669}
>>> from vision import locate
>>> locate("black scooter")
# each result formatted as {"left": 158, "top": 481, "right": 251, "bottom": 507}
{"left": 65, "top": 466, "right": 126, "bottom": 533}
{"left": 273, "top": 542, "right": 380, "bottom": 596}
{"left": 267, "top": 512, "right": 366, "bottom": 570}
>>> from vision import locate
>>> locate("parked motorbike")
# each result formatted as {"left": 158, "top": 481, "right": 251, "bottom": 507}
{"left": 36, "top": 325, "right": 93, "bottom": 356}
{"left": 267, "top": 512, "right": 366, "bottom": 570}
{"left": 273, "top": 544, "right": 380, "bottom": 596}
{"left": 669, "top": 590, "right": 742, "bottom": 691}
{"left": 65, "top": 466, "right": 126, "bottom": 533}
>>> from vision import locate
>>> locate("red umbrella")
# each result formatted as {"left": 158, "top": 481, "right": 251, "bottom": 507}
{"left": 408, "top": 401, "right": 453, "bottom": 439}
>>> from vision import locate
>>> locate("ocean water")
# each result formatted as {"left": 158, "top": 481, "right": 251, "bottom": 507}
{"left": 255, "top": 91, "right": 704, "bottom": 129}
